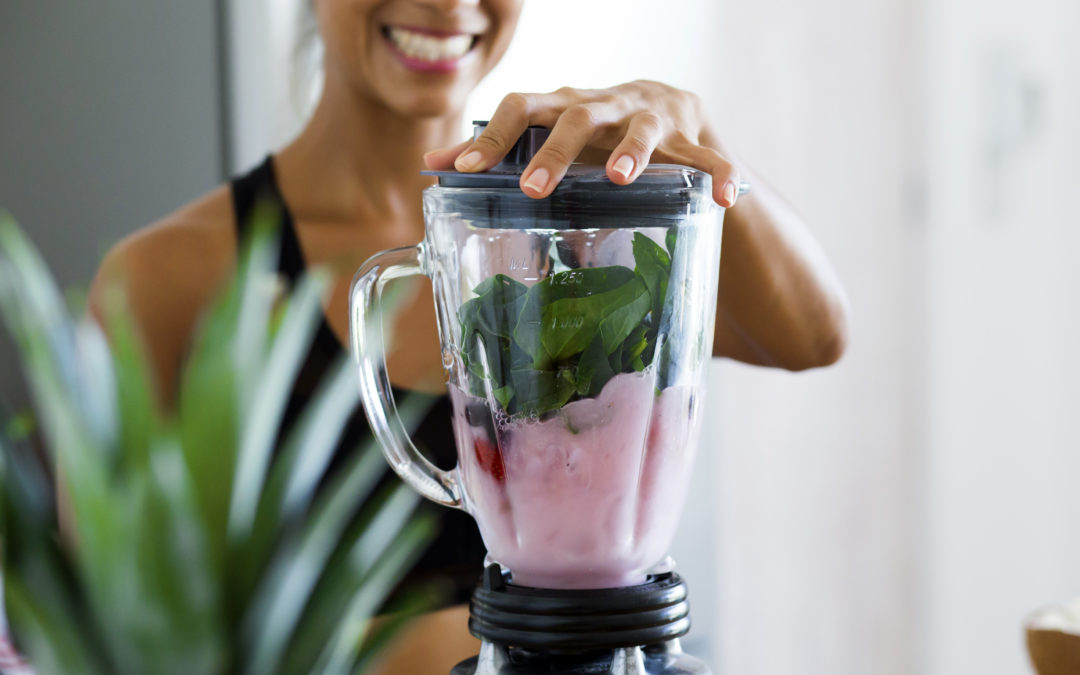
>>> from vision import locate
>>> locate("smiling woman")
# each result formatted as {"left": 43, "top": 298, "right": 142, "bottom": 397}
{"left": 88, "top": 0, "right": 848, "bottom": 672}
{"left": 313, "top": 0, "right": 520, "bottom": 117}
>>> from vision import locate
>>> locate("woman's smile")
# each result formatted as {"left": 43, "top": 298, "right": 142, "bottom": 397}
{"left": 310, "top": 0, "right": 519, "bottom": 116}
{"left": 382, "top": 25, "right": 481, "bottom": 72}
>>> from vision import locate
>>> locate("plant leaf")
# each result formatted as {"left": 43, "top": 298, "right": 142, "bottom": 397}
{"left": 0, "top": 214, "right": 435, "bottom": 674}
{"left": 312, "top": 507, "right": 435, "bottom": 675}
{"left": 98, "top": 290, "right": 158, "bottom": 472}
{"left": 228, "top": 271, "right": 328, "bottom": 543}
{"left": 3, "top": 574, "right": 104, "bottom": 675}
{"left": 243, "top": 394, "right": 432, "bottom": 675}
{"left": 280, "top": 485, "right": 434, "bottom": 674}
{"left": 0, "top": 438, "right": 111, "bottom": 675}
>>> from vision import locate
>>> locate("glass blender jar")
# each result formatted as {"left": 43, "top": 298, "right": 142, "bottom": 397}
{"left": 350, "top": 124, "right": 727, "bottom": 674}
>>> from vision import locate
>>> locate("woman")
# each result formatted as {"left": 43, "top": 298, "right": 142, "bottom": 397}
{"left": 91, "top": 0, "right": 849, "bottom": 671}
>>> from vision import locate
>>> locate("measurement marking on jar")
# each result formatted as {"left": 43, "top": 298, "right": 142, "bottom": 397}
{"left": 551, "top": 271, "right": 584, "bottom": 286}
{"left": 550, "top": 315, "right": 585, "bottom": 329}
{"left": 509, "top": 257, "right": 529, "bottom": 271}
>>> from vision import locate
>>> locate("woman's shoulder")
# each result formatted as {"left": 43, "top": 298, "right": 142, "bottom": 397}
{"left": 90, "top": 184, "right": 239, "bottom": 397}
{"left": 93, "top": 184, "right": 238, "bottom": 310}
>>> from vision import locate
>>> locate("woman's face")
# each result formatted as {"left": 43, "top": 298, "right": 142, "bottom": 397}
{"left": 315, "top": 0, "right": 523, "bottom": 118}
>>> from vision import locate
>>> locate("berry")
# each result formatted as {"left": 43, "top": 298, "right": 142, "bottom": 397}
{"left": 473, "top": 437, "right": 505, "bottom": 483}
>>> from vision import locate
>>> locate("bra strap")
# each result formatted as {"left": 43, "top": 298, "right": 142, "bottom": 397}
{"left": 229, "top": 155, "right": 304, "bottom": 283}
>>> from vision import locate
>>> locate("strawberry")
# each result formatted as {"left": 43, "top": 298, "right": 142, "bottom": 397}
{"left": 473, "top": 437, "right": 505, "bottom": 483}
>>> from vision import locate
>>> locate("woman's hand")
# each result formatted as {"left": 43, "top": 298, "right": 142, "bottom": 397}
{"left": 426, "top": 81, "right": 850, "bottom": 371}
{"left": 423, "top": 81, "right": 743, "bottom": 208}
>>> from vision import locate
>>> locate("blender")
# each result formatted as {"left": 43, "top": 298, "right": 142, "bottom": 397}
{"left": 350, "top": 123, "right": 728, "bottom": 674}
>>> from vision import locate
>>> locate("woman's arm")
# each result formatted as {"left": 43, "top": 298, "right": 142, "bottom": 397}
{"left": 704, "top": 134, "right": 849, "bottom": 369}
{"left": 425, "top": 82, "right": 849, "bottom": 370}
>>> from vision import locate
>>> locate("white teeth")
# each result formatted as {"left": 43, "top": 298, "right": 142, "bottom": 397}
{"left": 388, "top": 27, "right": 474, "bottom": 62}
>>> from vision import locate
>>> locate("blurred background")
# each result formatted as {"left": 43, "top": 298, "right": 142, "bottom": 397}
{"left": 1, "top": 0, "right": 1078, "bottom": 673}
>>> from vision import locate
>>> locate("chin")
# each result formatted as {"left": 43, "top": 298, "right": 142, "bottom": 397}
{"left": 393, "top": 95, "right": 459, "bottom": 119}
{"left": 384, "top": 85, "right": 472, "bottom": 120}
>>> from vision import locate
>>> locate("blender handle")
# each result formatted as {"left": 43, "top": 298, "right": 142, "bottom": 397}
{"left": 349, "top": 244, "right": 463, "bottom": 509}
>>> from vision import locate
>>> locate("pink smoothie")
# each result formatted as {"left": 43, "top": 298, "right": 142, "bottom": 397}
{"left": 450, "top": 371, "right": 703, "bottom": 589}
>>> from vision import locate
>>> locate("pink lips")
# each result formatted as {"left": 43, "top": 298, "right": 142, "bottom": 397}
{"left": 383, "top": 25, "right": 478, "bottom": 74}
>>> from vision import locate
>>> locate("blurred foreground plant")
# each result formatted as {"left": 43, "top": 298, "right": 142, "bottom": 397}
{"left": 0, "top": 211, "right": 434, "bottom": 674}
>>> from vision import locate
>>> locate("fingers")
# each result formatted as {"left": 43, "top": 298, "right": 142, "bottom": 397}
{"left": 673, "top": 144, "right": 742, "bottom": 208}
{"left": 605, "top": 111, "right": 666, "bottom": 185}
{"left": 443, "top": 84, "right": 735, "bottom": 206}
{"left": 520, "top": 102, "right": 617, "bottom": 198}
{"left": 423, "top": 138, "right": 472, "bottom": 171}
{"left": 454, "top": 92, "right": 536, "bottom": 172}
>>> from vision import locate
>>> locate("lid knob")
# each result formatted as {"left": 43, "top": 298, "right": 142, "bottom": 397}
{"left": 472, "top": 121, "right": 550, "bottom": 172}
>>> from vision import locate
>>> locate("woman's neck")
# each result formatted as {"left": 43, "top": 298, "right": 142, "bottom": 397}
{"left": 275, "top": 73, "right": 464, "bottom": 228}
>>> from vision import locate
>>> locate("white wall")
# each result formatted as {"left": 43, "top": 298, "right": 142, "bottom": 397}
{"left": 711, "top": 0, "right": 923, "bottom": 672}
{"left": 464, "top": 2, "right": 724, "bottom": 133}
{"left": 921, "top": 0, "right": 1080, "bottom": 673}
{"left": 226, "top": 0, "right": 311, "bottom": 173}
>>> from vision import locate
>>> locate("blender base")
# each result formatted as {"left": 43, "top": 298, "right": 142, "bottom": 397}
{"left": 450, "top": 565, "right": 711, "bottom": 675}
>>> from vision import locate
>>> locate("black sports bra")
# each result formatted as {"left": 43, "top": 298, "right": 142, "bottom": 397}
{"left": 229, "top": 156, "right": 486, "bottom": 605}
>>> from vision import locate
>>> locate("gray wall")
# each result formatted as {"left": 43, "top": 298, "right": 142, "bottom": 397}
{"left": 0, "top": 0, "right": 226, "bottom": 408}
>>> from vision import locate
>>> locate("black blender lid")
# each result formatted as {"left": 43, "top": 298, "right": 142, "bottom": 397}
{"left": 422, "top": 121, "right": 712, "bottom": 219}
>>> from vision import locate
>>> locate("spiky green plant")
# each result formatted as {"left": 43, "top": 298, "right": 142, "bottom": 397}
{"left": 0, "top": 211, "right": 436, "bottom": 674}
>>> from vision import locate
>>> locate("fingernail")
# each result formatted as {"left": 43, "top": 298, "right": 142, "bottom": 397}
{"left": 722, "top": 181, "right": 737, "bottom": 206}
{"left": 524, "top": 167, "right": 550, "bottom": 194}
{"left": 611, "top": 154, "right": 635, "bottom": 180}
{"left": 455, "top": 150, "right": 484, "bottom": 171}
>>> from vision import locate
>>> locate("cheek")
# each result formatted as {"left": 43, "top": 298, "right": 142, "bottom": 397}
{"left": 315, "top": 0, "right": 376, "bottom": 62}
{"left": 484, "top": 0, "right": 523, "bottom": 59}
{"left": 492, "top": 0, "right": 526, "bottom": 19}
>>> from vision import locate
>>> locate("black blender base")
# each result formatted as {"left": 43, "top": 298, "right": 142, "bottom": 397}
{"left": 451, "top": 565, "right": 711, "bottom": 674}
{"left": 451, "top": 640, "right": 711, "bottom": 674}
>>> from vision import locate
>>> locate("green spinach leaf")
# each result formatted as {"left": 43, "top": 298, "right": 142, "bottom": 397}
{"left": 633, "top": 232, "right": 671, "bottom": 328}
{"left": 457, "top": 231, "right": 677, "bottom": 418}
{"left": 596, "top": 278, "right": 651, "bottom": 354}
{"left": 514, "top": 266, "right": 636, "bottom": 369}
{"left": 574, "top": 334, "right": 616, "bottom": 398}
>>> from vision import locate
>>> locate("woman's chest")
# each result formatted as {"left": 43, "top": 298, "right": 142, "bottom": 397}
{"left": 293, "top": 218, "right": 446, "bottom": 395}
